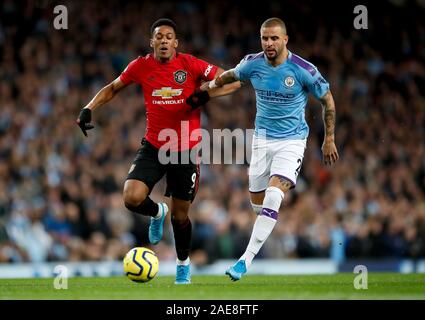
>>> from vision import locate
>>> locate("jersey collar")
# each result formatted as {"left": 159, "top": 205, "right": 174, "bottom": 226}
{"left": 152, "top": 51, "right": 178, "bottom": 64}
{"left": 264, "top": 50, "right": 291, "bottom": 68}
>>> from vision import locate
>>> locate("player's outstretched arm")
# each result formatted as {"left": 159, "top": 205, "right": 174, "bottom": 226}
{"left": 186, "top": 69, "right": 241, "bottom": 110}
{"left": 205, "top": 68, "right": 239, "bottom": 92}
{"left": 204, "top": 80, "right": 241, "bottom": 98}
{"left": 320, "top": 90, "right": 339, "bottom": 166}
{"left": 76, "top": 77, "right": 129, "bottom": 136}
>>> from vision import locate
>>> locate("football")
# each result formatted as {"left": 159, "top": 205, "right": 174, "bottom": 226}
{"left": 123, "top": 247, "right": 159, "bottom": 283}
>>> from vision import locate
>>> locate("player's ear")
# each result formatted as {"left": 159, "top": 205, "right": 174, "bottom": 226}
{"left": 174, "top": 39, "right": 178, "bottom": 48}
{"left": 283, "top": 35, "right": 288, "bottom": 45}
{"left": 150, "top": 38, "right": 154, "bottom": 48}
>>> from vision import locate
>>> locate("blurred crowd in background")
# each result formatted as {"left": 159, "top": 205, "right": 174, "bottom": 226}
{"left": 0, "top": 0, "right": 424, "bottom": 264}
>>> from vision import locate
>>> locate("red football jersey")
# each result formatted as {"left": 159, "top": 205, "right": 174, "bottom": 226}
{"left": 119, "top": 53, "right": 218, "bottom": 151}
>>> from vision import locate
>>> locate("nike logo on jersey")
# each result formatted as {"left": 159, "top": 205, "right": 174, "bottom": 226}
{"left": 204, "top": 65, "right": 213, "bottom": 77}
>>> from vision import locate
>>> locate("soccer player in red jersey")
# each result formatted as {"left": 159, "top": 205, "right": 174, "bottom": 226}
{"left": 76, "top": 18, "right": 239, "bottom": 284}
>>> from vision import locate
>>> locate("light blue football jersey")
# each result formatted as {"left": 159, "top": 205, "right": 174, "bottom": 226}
{"left": 234, "top": 50, "right": 330, "bottom": 139}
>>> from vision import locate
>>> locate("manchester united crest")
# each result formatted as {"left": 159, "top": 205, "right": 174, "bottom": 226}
{"left": 174, "top": 70, "right": 187, "bottom": 84}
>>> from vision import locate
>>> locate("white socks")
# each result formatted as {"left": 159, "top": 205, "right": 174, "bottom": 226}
{"left": 153, "top": 203, "right": 166, "bottom": 219}
{"left": 240, "top": 215, "right": 277, "bottom": 268}
{"left": 262, "top": 186, "right": 284, "bottom": 213}
{"left": 241, "top": 187, "right": 285, "bottom": 268}
{"left": 177, "top": 257, "right": 190, "bottom": 266}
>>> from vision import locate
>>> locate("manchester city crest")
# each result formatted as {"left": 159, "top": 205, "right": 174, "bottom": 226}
{"left": 174, "top": 70, "right": 187, "bottom": 84}
{"left": 284, "top": 76, "right": 295, "bottom": 87}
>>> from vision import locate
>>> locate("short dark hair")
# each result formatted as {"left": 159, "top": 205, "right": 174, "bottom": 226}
{"left": 261, "top": 17, "right": 287, "bottom": 34}
{"left": 150, "top": 18, "right": 177, "bottom": 36}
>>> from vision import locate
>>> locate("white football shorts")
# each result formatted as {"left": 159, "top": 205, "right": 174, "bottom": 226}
{"left": 248, "top": 135, "right": 307, "bottom": 192}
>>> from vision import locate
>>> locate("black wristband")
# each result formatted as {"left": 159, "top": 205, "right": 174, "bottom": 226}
{"left": 186, "top": 90, "right": 210, "bottom": 110}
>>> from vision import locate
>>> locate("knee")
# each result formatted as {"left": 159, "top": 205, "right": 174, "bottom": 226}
{"left": 123, "top": 188, "right": 147, "bottom": 209}
{"left": 170, "top": 199, "right": 190, "bottom": 222}
{"left": 171, "top": 207, "right": 189, "bottom": 222}
{"left": 172, "top": 212, "right": 188, "bottom": 223}
{"left": 269, "top": 175, "right": 293, "bottom": 193}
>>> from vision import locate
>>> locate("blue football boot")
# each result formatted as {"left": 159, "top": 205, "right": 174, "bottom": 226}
{"left": 175, "top": 263, "right": 191, "bottom": 284}
{"left": 225, "top": 260, "right": 247, "bottom": 281}
{"left": 148, "top": 202, "right": 168, "bottom": 245}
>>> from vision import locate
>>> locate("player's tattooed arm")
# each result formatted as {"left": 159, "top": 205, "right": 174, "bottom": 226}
{"left": 320, "top": 91, "right": 336, "bottom": 138}
{"left": 186, "top": 68, "right": 241, "bottom": 109}
{"left": 200, "top": 69, "right": 238, "bottom": 91}
{"left": 215, "top": 69, "right": 238, "bottom": 87}
{"left": 199, "top": 68, "right": 241, "bottom": 98}
{"left": 319, "top": 91, "right": 339, "bottom": 166}
{"left": 207, "top": 81, "right": 241, "bottom": 98}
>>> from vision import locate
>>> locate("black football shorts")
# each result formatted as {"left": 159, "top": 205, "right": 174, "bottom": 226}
{"left": 126, "top": 138, "right": 200, "bottom": 202}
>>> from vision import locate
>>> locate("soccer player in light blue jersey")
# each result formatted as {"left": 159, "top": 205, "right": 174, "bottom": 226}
{"left": 187, "top": 17, "right": 339, "bottom": 281}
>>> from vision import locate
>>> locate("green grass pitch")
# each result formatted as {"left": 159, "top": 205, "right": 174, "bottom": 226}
{"left": 0, "top": 273, "right": 424, "bottom": 300}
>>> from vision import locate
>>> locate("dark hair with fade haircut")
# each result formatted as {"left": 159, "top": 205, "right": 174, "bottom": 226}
{"left": 150, "top": 18, "right": 177, "bottom": 36}
{"left": 261, "top": 17, "right": 287, "bottom": 35}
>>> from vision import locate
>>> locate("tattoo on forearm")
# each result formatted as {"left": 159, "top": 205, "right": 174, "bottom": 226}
{"left": 321, "top": 93, "right": 336, "bottom": 137}
{"left": 220, "top": 70, "right": 237, "bottom": 85}
{"left": 324, "top": 108, "right": 335, "bottom": 136}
